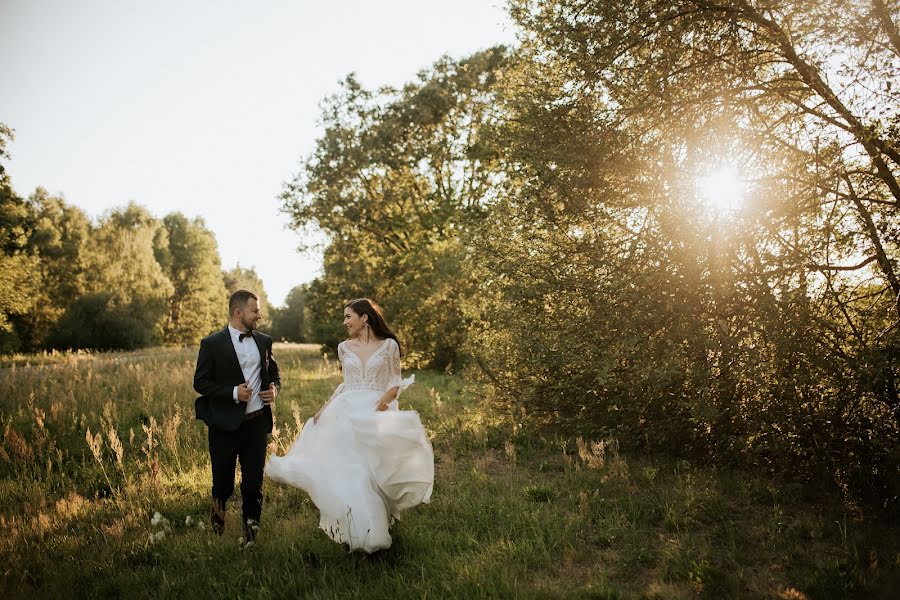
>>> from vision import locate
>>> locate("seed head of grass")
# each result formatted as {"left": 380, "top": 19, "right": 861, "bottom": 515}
{"left": 85, "top": 428, "right": 103, "bottom": 463}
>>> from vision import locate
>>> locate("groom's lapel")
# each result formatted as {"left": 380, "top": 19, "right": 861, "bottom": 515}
{"left": 221, "top": 327, "right": 243, "bottom": 377}
{"left": 251, "top": 331, "right": 265, "bottom": 364}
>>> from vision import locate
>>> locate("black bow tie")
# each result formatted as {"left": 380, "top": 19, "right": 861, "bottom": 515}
{"left": 239, "top": 331, "right": 253, "bottom": 342}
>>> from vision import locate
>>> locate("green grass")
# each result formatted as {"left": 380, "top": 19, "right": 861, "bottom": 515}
{"left": 0, "top": 344, "right": 897, "bottom": 598}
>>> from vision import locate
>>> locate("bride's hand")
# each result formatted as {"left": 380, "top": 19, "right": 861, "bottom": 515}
{"left": 376, "top": 400, "right": 389, "bottom": 411}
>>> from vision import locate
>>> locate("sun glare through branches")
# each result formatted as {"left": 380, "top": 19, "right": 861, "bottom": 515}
{"left": 697, "top": 166, "right": 745, "bottom": 214}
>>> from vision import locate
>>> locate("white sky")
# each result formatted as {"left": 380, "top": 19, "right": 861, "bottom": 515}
{"left": 1, "top": 0, "right": 517, "bottom": 306}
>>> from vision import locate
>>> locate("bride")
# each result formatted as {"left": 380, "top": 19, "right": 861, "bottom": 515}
{"left": 265, "top": 298, "right": 434, "bottom": 553}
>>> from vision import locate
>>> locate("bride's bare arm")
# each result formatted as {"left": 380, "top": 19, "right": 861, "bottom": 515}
{"left": 314, "top": 382, "right": 344, "bottom": 423}
{"left": 376, "top": 387, "right": 400, "bottom": 411}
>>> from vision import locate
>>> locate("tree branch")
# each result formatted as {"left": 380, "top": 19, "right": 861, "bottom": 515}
{"left": 872, "top": 0, "right": 900, "bottom": 58}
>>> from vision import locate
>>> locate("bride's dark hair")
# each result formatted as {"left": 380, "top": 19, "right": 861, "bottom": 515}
{"left": 345, "top": 298, "right": 403, "bottom": 356}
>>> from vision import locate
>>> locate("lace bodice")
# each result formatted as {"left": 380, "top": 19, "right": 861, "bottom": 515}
{"left": 335, "top": 338, "right": 414, "bottom": 396}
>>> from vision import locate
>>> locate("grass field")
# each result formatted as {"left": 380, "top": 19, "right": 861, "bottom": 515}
{"left": 0, "top": 344, "right": 897, "bottom": 598}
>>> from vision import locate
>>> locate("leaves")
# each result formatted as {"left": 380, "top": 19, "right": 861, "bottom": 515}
{"left": 283, "top": 48, "right": 510, "bottom": 367}
{"left": 288, "top": 2, "right": 900, "bottom": 501}
{"left": 0, "top": 137, "right": 231, "bottom": 351}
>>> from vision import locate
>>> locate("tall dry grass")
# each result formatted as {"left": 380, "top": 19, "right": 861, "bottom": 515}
{"left": 0, "top": 344, "right": 896, "bottom": 599}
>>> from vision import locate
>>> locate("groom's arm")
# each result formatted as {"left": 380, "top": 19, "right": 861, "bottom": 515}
{"left": 194, "top": 338, "right": 229, "bottom": 399}
{"left": 268, "top": 339, "right": 281, "bottom": 392}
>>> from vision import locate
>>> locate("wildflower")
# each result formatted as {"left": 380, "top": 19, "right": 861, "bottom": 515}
{"left": 197, "top": 522, "right": 206, "bottom": 530}
{"left": 185, "top": 515, "right": 194, "bottom": 527}
{"left": 150, "top": 511, "right": 171, "bottom": 530}
{"left": 154, "top": 530, "right": 166, "bottom": 541}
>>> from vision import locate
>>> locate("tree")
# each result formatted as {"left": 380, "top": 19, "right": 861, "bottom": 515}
{"left": 223, "top": 265, "right": 272, "bottom": 327}
{"left": 51, "top": 203, "right": 174, "bottom": 349}
{"left": 269, "top": 284, "right": 308, "bottom": 342}
{"left": 282, "top": 48, "right": 509, "bottom": 365}
{"left": 14, "top": 188, "right": 91, "bottom": 350}
{"left": 0, "top": 124, "right": 41, "bottom": 353}
{"left": 506, "top": 0, "right": 900, "bottom": 405}
{"left": 48, "top": 292, "right": 154, "bottom": 351}
{"left": 160, "top": 213, "right": 227, "bottom": 344}
{"left": 459, "top": 0, "right": 900, "bottom": 500}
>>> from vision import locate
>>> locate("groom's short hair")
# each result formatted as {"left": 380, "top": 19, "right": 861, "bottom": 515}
{"left": 229, "top": 290, "right": 258, "bottom": 315}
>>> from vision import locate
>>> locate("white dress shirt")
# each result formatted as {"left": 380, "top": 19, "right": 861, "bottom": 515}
{"left": 228, "top": 324, "right": 264, "bottom": 413}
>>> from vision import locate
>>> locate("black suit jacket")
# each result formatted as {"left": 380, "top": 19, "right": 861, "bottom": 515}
{"left": 193, "top": 326, "right": 281, "bottom": 432}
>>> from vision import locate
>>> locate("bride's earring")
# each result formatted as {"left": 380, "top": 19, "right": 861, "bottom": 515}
{"left": 364, "top": 322, "right": 370, "bottom": 344}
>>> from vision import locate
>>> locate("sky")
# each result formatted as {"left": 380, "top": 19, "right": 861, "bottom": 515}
{"left": 0, "top": 0, "right": 517, "bottom": 306}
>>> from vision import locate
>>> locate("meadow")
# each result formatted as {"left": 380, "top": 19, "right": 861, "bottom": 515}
{"left": 0, "top": 344, "right": 897, "bottom": 599}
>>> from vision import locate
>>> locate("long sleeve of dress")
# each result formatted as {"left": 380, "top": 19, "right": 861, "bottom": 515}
{"left": 328, "top": 342, "right": 346, "bottom": 402}
{"left": 387, "top": 338, "right": 415, "bottom": 399}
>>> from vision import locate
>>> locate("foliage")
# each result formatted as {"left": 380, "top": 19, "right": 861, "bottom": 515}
{"left": 281, "top": 48, "right": 509, "bottom": 367}
{"left": 223, "top": 264, "right": 273, "bottom": 327}
{"left": 452, "top": 0, "right": 900, "bottom": 502}
{"left": 12, "top": 188, "right": 92, "bottom": 351}
{"left": 283, "top": 2, "right": 900, "bottom": 503}
{"left": 47, "top": 292, "right": 154, "bottom": 350}
{"left": 159, "top": 213, "right": 227, "bottom": 344}
{"left": 268, "top": 283, "right": 308, "bottom": 342}
{"left": 0, "top": 134, "right": 232, "bottom": 352}
{"left": 60, "top": 203, "right": 174, "bottom": 349}
{"left": 0, "top": 124, "right": 41, "bottom": 351}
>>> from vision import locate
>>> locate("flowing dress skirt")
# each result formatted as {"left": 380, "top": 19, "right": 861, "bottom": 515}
{"left": 265, "top": 388, "right": 434, "bottom": 553}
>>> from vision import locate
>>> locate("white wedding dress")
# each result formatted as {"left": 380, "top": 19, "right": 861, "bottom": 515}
{"left": 265, "top": 338, "right": 433, "bottom": 553}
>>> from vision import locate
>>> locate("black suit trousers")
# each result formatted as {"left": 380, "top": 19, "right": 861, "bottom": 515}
{"left": 208, "top": 410, "right": 269, "bottom": 524}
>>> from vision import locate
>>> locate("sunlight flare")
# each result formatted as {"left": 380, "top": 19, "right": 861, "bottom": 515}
{"left": 698, "top": 166, "right": 745, "bottom": 213}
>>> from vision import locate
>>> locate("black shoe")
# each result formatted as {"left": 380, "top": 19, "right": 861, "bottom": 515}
{"left": 243, "top": 518, "right": 258, "bottom": 550}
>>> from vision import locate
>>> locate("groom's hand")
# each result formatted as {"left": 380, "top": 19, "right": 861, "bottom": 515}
{"left": 237, "top": 383, "right": 251, "bottom": 402}
{"left": 260, "top": 383, "right": 278, "bottom": 405}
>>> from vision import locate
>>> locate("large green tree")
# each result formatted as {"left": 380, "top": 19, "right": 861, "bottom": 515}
{"left": 0, "top": 125, "right": 41, "bottom": 352}
{"left": 13, "top": 188, "right": 91, "bottom": 350}
{"left": 159, "top": 213, "right": 227, "bottom": 344}
{"left": 282, "top": 48, "right": 508, "bottom": 366}
{"left": 223, "top": 264, "right": 273, "bottom": 327}
{"left": 50, "top": 203, "right": 173, "bottom": 350}
{"left": 462, "top": 0, "right": 900, "bottom": 499}
{"left": 269, "top": 284, "right": 308, "bottom": 342}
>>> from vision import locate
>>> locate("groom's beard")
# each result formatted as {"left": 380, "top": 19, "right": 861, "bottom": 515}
{"left": 240, "top": 316, "right": 257, "bottom": 332}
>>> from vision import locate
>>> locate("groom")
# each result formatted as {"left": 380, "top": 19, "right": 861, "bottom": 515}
{"left": 193, "top": 290, "right": 280, "bottom": 548}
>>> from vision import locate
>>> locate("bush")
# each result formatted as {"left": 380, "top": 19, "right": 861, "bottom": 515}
{"left": 48, "top": 293, "right": 155, "bottom": 351}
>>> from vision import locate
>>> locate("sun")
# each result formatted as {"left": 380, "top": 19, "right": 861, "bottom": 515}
{"left": 698, "top": 166, "right": 745, "bottom": 213}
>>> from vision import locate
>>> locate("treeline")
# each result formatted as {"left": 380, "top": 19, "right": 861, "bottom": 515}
{"left": 284, "top": 1, "right": 900, "bottom": 502}
{"left": 0, "top": 127, "right": 306, "bottom": 352}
